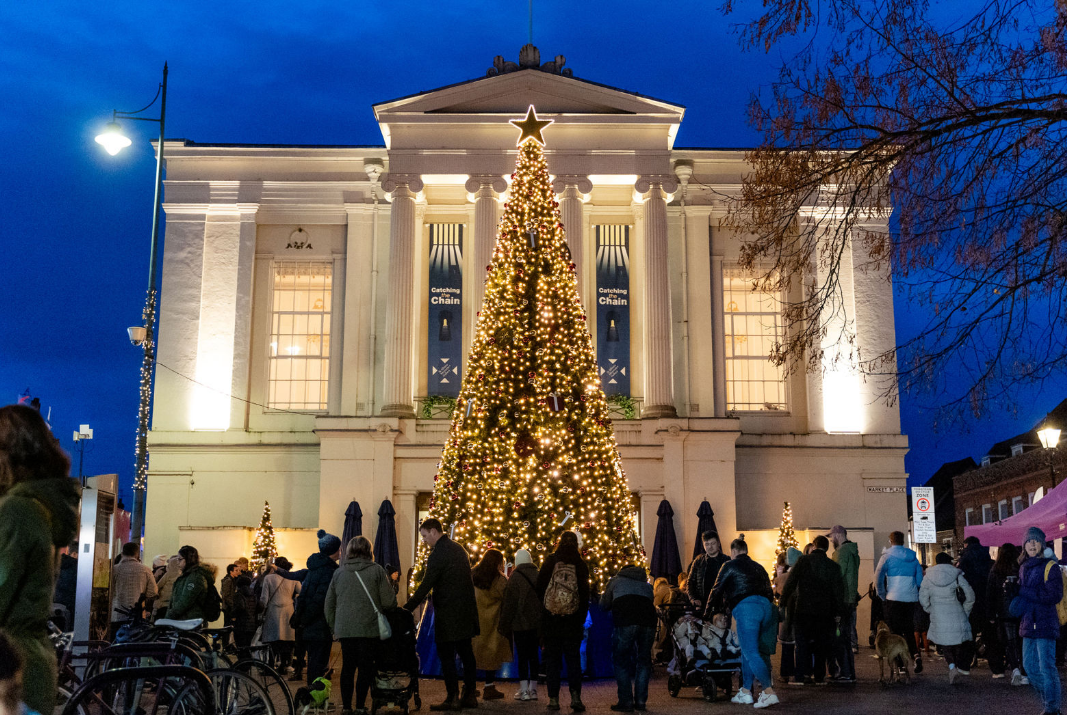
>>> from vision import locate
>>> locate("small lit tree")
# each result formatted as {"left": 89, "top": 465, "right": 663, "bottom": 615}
{"left": 775, "top": 501, "right": 798, "bottom": 562}
{"left": 250, "top": 501, "right": 278, "bottom": 571}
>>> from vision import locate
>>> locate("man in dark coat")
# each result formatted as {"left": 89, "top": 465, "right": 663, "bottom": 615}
{"left": 404, "top": 518, "right": 480, "bottom": 710}
{"left": 686, "top": 531, "right": 730, "bottom": 610}
{"left": 958, "top": 535, "right": 993, "bottom": 668}
{"left": 297, "top": 529, "right": 341, "bottom": 688}
{"left": 779, "top": 535, "right": 846, "bottom": 685}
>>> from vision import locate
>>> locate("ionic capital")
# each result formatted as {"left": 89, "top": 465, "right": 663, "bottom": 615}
{"left": 464, "top": 175, "right": 508, "bottom": 195}
{"left": 551, "top": 175, "right": 593, "bottom": 195}
{"left": 381, "top": 173, "right": 424, "bottom": 195}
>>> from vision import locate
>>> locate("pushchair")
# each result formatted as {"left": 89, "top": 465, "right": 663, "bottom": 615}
{"left": 666, "top": 613, "right": 742, "bottom": 702}
{"left": 371, "top": 607, "right": 422, "bottom": 714}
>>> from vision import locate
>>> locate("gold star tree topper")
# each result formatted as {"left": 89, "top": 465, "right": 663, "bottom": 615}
{"left": 510, "top": 105, "right": 553, "bottom": 146}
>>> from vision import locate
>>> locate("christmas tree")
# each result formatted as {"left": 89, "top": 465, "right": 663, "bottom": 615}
{"left": 250, "top": 501, "right": 278, "bottom": 571}
{"left": 775, "top": 501, "right": 798, "bottom": 562}
{"left": 418, "top": 107, "right": 643, "bottom": 590}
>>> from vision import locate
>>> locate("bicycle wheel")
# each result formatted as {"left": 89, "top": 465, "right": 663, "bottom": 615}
{"left": 53, "top": 685, "right": 87, "bottom": 715}
{"left": 233, "top": 658, "right": 295, "bottom": 715}
{"left": 207, "top": 668, "right": 276, "bottom": 715}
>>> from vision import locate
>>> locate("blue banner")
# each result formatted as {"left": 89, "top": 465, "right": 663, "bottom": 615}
{"left": 427, "top": 224, "right": 463, "bottom": 396}
{"left": 595, "top": 225, "right": 630, "bottom": 395}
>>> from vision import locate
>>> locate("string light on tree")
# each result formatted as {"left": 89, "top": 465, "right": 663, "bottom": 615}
{"left": 775, "top": 501, "right": 798, "bottom": 562}
{"left": 414, "top": 105, "right": 644, "bottom": 591}
{"left": 251, "top": 501, "right": 278, "bottom": 571}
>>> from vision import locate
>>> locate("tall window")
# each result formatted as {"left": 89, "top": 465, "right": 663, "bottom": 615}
{"left": 268, "top": 261, "right": 332, "bottom": 410}
{"left": 722, "top": 269, "right": 787, "bottom": 411}
{"left": 965, "top": 508, "right": 975, "bottom": 526}
{"left": 982, "top": 504, "right": 993, "bottom": 524}
{"left": 1013, "top": 496, "right": 1025, "bottom": 515}
{"left": 998, "top": 500, "right": 1009, "bottom": 520}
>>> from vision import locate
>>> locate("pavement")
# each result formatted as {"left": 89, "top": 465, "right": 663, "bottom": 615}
{"left": 309, "top": 644, "right": 1052, "bottom": 715}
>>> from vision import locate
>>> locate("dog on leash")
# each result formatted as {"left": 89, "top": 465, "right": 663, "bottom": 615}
{"left": 874, "top": 621, "right": 911, "bottom": 685}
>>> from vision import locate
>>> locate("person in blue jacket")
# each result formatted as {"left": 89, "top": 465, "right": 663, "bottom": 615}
{"left": 873, "top": 531, "right": 925, "bottom": 673}
{"left": 1011, "top": 526, "right": 1063, "bottom": 715}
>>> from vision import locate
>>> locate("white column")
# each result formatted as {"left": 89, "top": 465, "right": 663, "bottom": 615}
{"left": 710, "top": 249, "right": 728, "bottom": 418}
{"left": 465, "top": 175, "right": 507, "bottom": 313}
{"left": 552, "top": 176, "right": 592, "bottom": 298}
{"left": 636, "top": 176, "right": 678, "bottom": 419}
{"left": 380, "top": 174, "right": 423, "bottom": 418}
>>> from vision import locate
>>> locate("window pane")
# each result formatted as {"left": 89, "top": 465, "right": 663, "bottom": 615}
{"left": 722, "top": 268, "right": 786, "bottom": 411}
{"left": 268, "top": 261, "right": 333, "bottom": 410}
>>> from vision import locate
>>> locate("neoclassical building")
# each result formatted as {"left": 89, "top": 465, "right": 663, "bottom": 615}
{"left": 147, "top": 48, "right": 907, "bottom": 602}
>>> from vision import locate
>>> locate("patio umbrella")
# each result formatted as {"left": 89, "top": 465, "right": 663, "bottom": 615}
{"left": 650, "top": 499, "right": 683, "bottom": 583}
{"left": 692, "top": 500, "right": 720, "bottom": 559}
{"left": 374, "top": 499, "right": 402, "bottom": 573}
{"left": 342, "top": 501, "right": 363, "bottom": 547}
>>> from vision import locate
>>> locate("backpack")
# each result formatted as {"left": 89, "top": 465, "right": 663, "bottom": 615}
{"left": 202, "top": 580, "right": 223, "bottom": 622}
{"left": 1001, "top": 575, "right": 1020, "bottom": 620}
{"left": 543, "top": 562, "right": 580, "bottom": 616}
{"left": 1041, "top": 561, "right": 1067, "bottom": 626}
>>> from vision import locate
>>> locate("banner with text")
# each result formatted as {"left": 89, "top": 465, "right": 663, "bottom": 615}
{"left": 595, "top": 225, "right": 631, "bottom": 395}
{"left": 427, "top": 224, "right": 463, "bottom": 396}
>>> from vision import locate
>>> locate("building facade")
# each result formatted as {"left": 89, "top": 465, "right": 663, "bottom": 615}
{"left": 145, "top": 48, "right": 908, "bottom": 596}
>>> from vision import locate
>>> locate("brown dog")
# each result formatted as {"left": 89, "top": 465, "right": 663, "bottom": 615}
{"left": 874, "top": 621, "right": 911, "bottom": 685}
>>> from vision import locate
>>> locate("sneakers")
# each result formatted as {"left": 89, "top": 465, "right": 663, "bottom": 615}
{"left": 1021, "top": 676, "right": 1031, "bottom": 685}
{"left": 914, "top": 656, "right": 924, "bottom": 674}
{"left": 1011, "top": 668, "right": 1023, "bottom": 686}
{"left": 527, "top": 687, "right": 539, "bottom": 701}
{"left": 956, "top": 668, "right": 970, "bottom": 676}
{"left": 948, "top": 666, "right": 958, "bottom": 685}
{"left": 730, "top": 689, "right": 754, "bottom": 704}
{"left": 754, "top": 692, "right": 780, "bottom": 709}
{"left": 992, "top": 673, "right": 1006, "bottom": 679}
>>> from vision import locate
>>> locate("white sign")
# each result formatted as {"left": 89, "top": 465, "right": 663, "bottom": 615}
{"left": 912, "top": 486, "right": 936, "bottom": 544}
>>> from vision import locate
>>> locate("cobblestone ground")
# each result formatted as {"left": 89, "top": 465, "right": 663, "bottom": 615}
{"left": 303, "top": 644, "right": 1053, "bottom": 715}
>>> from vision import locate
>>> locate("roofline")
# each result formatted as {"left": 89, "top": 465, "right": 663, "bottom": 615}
{"left": 164, "top": 139, "right": 386, "bottom": 150}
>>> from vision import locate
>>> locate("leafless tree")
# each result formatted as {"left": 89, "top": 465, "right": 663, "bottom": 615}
{"left": 719, "top": 0, "right": 1067, "bottom": 424}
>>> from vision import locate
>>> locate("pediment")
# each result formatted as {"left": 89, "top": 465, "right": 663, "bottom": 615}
{"left": 374, "top": 70, "right": 684, "bottom": 119}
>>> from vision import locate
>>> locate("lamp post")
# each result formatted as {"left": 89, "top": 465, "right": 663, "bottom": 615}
{"left": 72, "top": 424, "right": 93, "bottom": 487}
{"left": 95, "top": 62, "right": 168, "bottom": 545}
{"left": 1038, "top": 425, "right": 1061, "bottom": 488}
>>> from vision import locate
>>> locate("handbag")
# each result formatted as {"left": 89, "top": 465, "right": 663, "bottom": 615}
{"left": 956, "top": 576, "right": 967, "bottom": 604}
{"left": 353, "top": 568, "right": 392, "bottom": 641}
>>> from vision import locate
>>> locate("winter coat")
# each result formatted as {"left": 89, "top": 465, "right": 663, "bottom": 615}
{"left": 706, "top": 554, "right": 773, "bottom": 616}
{"left": 831, "top": 540, "right": 860, "bottom": 605}
{"left": 1011, "top": 555, "right": 1063, "bottom": 641}
{"left": 600, "top": 565, "right": 657, "bottom": 628}
{"left": 919, "top": 563, "right": 974, "bottom": 646}
{"left": 499, "top": 562, "right": 541, "bottom": 634}
{"left": 298, "top": 552, "right": 340, "bottom": 641}
{"left": 154, "top": 556, "right": 183, "bottom": 617}
{"left": 260, "top": 572, "right": 301, "bottom": 642}
{"left": 325, "top": 557, "right": 396, "bottom": 639}
{"left": 780, "top": 549, "right": 846, "bottom": 618}
{"left": 686, "top": 552, "right": 730, "bottom": 606}
{"left": 168, "top": 564, "right": 216, "bottom": 621}
{"left": 986, "top": 566, "right": 1020, "bottom": 622}
{"left": 231, "top": 585, "right": 258, "bottom": 634}
{"left": 874, "top": 545, "right": 924, "bottom": 602}
{"left": 221, "top": 573, "right": 236, "bottom": 613}
{"left": 404, "top": 535, "right": 480, "bottom": 643}
{"left": 958, "top": 543, "right": 993, "bottom": 616}
{"left": 537, "top": 551, "right": 591, "bottom": 638}
{"left": 472, "top": 574, "right": 513, "bottom": 670}
{"left": 0, "top": 476, "right": 80, "bottom": 715}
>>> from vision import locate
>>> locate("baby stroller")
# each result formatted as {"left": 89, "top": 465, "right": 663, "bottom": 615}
{"left": 666, "top": 613, "right": 742, "bottom": 702}
{"left": 371, "top": 607, "right": 421, "bottom": 714}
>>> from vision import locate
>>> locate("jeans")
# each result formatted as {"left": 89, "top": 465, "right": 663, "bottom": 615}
{"left": 514, "top": 630, "right": 540, "bottom": 681}
{"left": 1024, "top": 637, "right": 1061, "bottom": 714}
{"left": 834, "top": 605, "right": 856, "bottom": 678}
{"left": 611, "top": 625, "right": 655, "bottom": 707}
{"left": 543, "top": 633, "right": 583, "bottom": 699}
{"left": 438, "top": 638, "right": 476, "bottom": 697}
{"left": 794, "top": 614, "right": 834, "bottom": 682}
{"left": 340, "top": 637, "right": 378, "bottom": 710}
{"left": 733, "top": 596, "right": 773, "bottom": 692}
{"left": 306, "top": 639, "right": 333, "bottom": 687}
{"left": 885, "top": 601, "right": 919, "bottom": 658}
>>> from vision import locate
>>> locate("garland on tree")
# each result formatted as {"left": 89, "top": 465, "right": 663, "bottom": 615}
{"left": 775, "top": 501, "right": 798, "bottom": 562}
{"left": 250, "top": 501, "right": 278, "bottom": 571}
{"left": 416, "top": 107, "right": 644, "bottom": 590}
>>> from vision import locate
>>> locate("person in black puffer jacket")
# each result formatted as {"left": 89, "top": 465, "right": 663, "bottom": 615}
{"left": 957, "top": 536, "right": 993, "bottom": 668}
{"left": 779, "top": 536, "right": 846, "bottom": 685}
{"left": 601, "top": 565, "right": 656, "bottom": 712}
{"left": 296, "top": 530, "right": 341, "bottom": 688}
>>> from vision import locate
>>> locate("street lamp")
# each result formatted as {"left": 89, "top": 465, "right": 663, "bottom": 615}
{"left": 1038, "top": 425, "right": 1061, "bottom": 487}
{"left": 96, "top": 62, "right": 168, "bottom": 545}
{"left": 72, "top": 424, "right": 93, "bottom": 487}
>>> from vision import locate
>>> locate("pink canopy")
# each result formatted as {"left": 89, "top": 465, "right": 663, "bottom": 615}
{"left": 965, "top": 478, "right": 1067, "bottom": 546}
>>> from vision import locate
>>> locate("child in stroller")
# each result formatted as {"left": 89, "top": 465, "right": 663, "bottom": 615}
{"left": 667, "top": 612, "right": 742, "bottom": 702}
{"left": 370, "top": 607, "right": 422, "bottom": 714}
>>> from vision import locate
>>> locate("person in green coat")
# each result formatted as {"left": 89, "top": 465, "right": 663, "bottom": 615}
{"left": 828, "top": 525, "right": 860, "bottom": 682}
{"left": 167, "top": 545, "right": 217, "bottom": 621}
{"left": 0, "top": 404, "right": 81, "bottom": 715}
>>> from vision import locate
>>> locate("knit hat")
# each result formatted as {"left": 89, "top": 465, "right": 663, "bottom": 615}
{"left": 152, "top": 554, "right": 168, "bottom": 570}
{"left": 786, "top": 546, "right": 803, "bottom": 567}
{"left": 317, "top": 529, "right": 341, "bottom": 555}
{"left": 514, "top": 549, "right": 533, "bottom": 567}
{"left": 1025, "top": 526, "right": 1046, "bottom": 546}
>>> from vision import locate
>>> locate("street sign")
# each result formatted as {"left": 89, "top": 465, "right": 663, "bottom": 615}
{"left": 913, "top": 486, "right": 936, "bottom": 544}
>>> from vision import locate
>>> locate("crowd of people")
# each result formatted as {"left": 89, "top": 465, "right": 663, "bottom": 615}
{"left": 2, "top": 401, "right": 1067, "bottom": 715}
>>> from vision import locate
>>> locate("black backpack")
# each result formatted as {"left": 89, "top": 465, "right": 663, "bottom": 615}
{"left": 203, "top": 581, "right": 223, "bottom": 622}
{"left": 1001, "top": 575, "right": 1020, "bottom": 620}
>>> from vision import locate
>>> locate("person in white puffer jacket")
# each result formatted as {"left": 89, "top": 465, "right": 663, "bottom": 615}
{"left": 920, "top": 552, "right": 976, "bottom": 684}
{"left": 873, "top": 531, "right": 926, "bottom": 673}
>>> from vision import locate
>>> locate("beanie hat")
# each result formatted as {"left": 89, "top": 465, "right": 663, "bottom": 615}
{"left": 786, "top": 546, "right": 803, "bottom": 567}
{"left": 514, "top": 549, "right": 533, "bottom": 567}
{"left": 1025, "top": 526, "right": 1046, "bottom": 546}
{"left": 317, "top": 529, "right": 341, "bottom": 555}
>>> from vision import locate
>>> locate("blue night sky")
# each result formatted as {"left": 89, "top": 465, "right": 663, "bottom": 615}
{"left": 2, "top": 1, "right": 1065, "bottom": 509}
